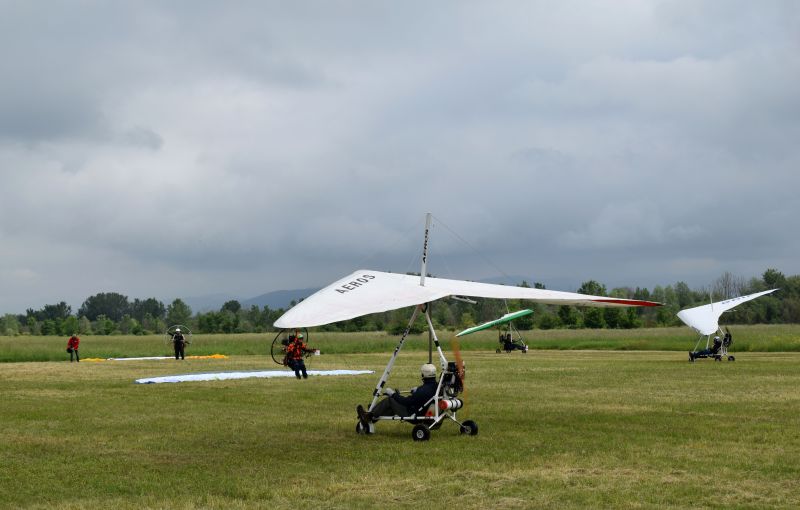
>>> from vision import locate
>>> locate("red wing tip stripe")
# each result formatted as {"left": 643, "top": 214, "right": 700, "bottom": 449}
{"left": 590, "top": 298, "right": 662, "bottom": 307}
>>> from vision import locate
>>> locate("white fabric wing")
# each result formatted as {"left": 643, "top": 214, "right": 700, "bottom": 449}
{"left": 676, "top": 289, "right": 778, "bottom": 335}
{"left": 274, "top": 269, "right": 661, "bottom": 328}
{"left": 135, "top": 370, "right": 373, "bottom": 384}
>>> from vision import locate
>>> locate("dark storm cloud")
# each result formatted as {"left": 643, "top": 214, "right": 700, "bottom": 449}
{"left": 1, "top": 1, "right": 799, "bottom": 312}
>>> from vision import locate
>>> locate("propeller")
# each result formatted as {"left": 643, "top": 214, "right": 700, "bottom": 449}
{"left": 164, "top": 324, "right": 192, "bottom": 345}
{"left": 270, "top": 328, "right": 312, "bottom": 366}
{"left": 448, "top": 336, "right": 468, "bottom": 417}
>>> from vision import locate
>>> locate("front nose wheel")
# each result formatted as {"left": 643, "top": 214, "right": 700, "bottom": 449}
{"left": 412, "top": 424, "right": 430, "bottom": 441}
{"left": 460, "top": 420, "right": 478, "bottom": 436}
{"left": 356, "top": 421, "right": 375, "bottom": 435}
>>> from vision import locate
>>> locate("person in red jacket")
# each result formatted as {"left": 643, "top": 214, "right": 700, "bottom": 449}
{"left": 284, "top": 333, "right": 313, "bottom": 379}
{"left": 66, "top": 333, "right": 80, "bottom": 362}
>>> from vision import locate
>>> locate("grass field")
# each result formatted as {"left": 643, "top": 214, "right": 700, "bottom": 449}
{"left": 2, "top": 338, "right": 800, "bottom": 509}
{"left": 2, "top": 324, "right": 800, "bottom": 363}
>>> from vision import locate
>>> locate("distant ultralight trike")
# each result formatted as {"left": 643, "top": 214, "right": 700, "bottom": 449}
{"left": 677, "top": 289, "right": 777, "bottom": 363}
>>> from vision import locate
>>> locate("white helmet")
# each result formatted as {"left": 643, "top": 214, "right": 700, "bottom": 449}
{"left": 420, "top": 363, "right": 436, "bottom": 379}
{"left": 176, "top": 328, "right": 181, "bottom": 332}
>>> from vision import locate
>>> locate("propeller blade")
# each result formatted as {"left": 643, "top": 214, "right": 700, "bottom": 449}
{"left": 450, "top": 337, "right": 468, "bottom": 417}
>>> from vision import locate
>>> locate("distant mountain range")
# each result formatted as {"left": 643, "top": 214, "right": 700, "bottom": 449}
{"left": 182, "top": 287, "right": 320, "bottom": 313}
{"left": 241, "top": 288, "right": 320, "bottom": 310}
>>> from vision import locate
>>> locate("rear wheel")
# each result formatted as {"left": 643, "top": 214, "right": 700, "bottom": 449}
{"left": 412, "top": 424, "right": 430, "bottom": 441}
{"left": 728, "top": 355, "right": 735, "bottom": 361}
{"left": 460, "top": 420, "right": 478, "bottom": 436}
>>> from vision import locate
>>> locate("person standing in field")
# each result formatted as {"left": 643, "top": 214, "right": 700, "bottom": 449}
{"left": 171, "top": 328, "right": 187, "bottom": 360}
{"left": 66, "top": 333, "right": 80, "bottom": 362}
{"left": 285, "top": 333, "right": 313, "bottom": 379}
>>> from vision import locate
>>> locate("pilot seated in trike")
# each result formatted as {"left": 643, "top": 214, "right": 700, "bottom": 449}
{"left": 498, "top": 332, "right": 528, "bottom": 353}
{"left": 357, "top": 363, "right": 438, "bottom": 424}
{"left": 689, "top": 333, "right": 732, "bottom": 362}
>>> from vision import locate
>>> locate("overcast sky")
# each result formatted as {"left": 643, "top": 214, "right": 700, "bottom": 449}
{"left": 1, "top": 1, "right": 799, "bottom": 313}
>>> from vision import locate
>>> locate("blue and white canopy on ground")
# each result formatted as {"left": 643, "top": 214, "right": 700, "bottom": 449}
{"left": 676, "top": 289, "right": 778, "bottom": 335}
{"left": 135, "top": 369, "right": 374, "bottom": 384}
{"left": 456, "top": 309, "right": 534, "bottom": 337}
{"left": 274, "top": 270, "right": 661, "bottom": 329}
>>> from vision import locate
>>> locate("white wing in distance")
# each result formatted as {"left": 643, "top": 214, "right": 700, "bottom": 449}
{"left": 676, "top": 289, "right": 778, "bottom": 335}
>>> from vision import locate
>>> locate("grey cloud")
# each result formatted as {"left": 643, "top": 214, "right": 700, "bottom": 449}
{"left": 120, "top": 127, "right": 163, "bottom": 151}
{"left": 1, "top": 1, "right": 798, "bottom": 312}
{"left": 557, "top": 202, "right": 706, "bottom": 249}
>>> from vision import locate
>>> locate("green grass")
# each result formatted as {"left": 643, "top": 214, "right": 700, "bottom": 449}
{"left": 3, "top": 324, "right": 799, "bottom": 363}
{"left": 1, "top": 349, "right": 799, "bottom": 509}
{"left": 0, "top": 333, "right": 272, "bottom": 363}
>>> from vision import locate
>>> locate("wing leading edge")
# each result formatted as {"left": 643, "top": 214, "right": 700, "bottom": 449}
{"left": 274, "top": 269, "right": 661, "bottom": 329}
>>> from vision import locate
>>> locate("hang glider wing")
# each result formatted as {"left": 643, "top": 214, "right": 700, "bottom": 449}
{"left": 274, "top": 269, "right": 661, "bottom": 329}
{"left": 456, "top": 309, "right": 533, "bottom": 337}
{"left": 676, "top": 289, "right": 778, "bottom": 335}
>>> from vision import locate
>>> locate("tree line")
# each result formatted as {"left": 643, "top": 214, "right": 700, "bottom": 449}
{"left": 1, "top": 268, "right": 798, "bottom": 337}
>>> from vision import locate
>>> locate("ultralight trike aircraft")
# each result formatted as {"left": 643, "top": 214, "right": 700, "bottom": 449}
{"left": 273, "top": 214, "right": 661, "bottom": 440}
{"left": 677, "top": 289, "right": 777, "bottom": 362}
{"left": 455, "top": 309, "right": 532, "bottom": 353}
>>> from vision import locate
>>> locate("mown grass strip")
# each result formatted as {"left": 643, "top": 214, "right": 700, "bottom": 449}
{"left": 2, "top": 324, "right": 799, "bottom": 363}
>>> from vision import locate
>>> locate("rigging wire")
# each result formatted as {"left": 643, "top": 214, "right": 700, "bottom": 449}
{"left": 434, "top": 221, "right": 460, "bottom": 282}
{"left": 404, "top": 252, "right": 421, "bottom": 277}
{"left": 351, "top": 216, "right": 426, "bottom": 272}
{"left": 431, "top": 214, "right": 518, "bottom": 285}
{"left": 308, "top": 217, "right": 424, "bottom": 372}
{"left": 432, "top": 215, "right": 531, "bottom": 350}
{"left": 425, "top": 222, "right": 458, "bottom": 281}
